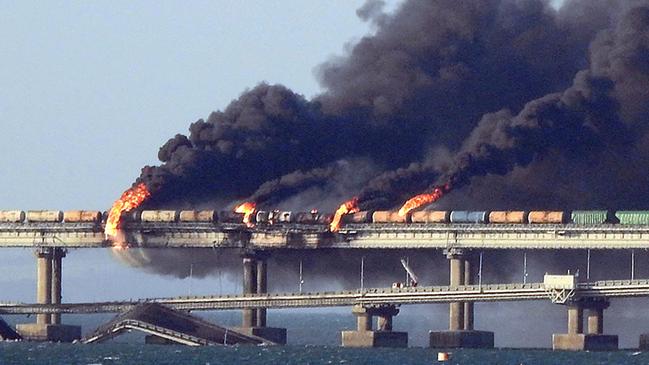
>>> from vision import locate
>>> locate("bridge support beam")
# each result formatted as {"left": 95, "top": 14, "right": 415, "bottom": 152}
{"left": 430, "top": 249, "right": 494, "bottom": 349}
{"left": 36, "top": 248, "right": 53, "bottom": 325}
{"left": 236, "top": 252, "right": 286, "bottom": 345}
{"left": 448, "top": 253, "right": 464, "bottom": 331}
{"left": 256, "top": 258, "right": 267, "bottom": 327}
{"left": 342, "top": 305, "right": 407, "bottom": 348}
{"left": 464, "top": 255, "right": 474, "bottom": 331}
{"left": 241, "top": 255, "right": 258, "bottom": 328}
{"left": 51, "top": 248, "right": 65, "bottom": 325}
{"left": 553, "top": 301, "right": 617, "bottom": 351}
{"left": 16, "top": 248, "right": 80, "bottom": 342}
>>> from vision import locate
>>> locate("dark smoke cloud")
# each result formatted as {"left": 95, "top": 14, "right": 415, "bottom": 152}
{"left": 436, "top": 3, "right": 649, "bottom": 210}
{"left": 137, "top": 0, "right": 605, "bottom": 212}
{"left": 120, "top": 0, "right": 649, "bottom": 286}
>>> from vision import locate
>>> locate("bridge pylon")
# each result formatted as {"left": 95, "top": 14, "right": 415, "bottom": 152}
{"left": 234, "top": 250, "right": 286, "bottom": 345}
{"left": 429, "top": 249, "right": 494, "bottom": 348}
{"left": 552, "top": 299, "right": 618, "bottom": 351}
{"left": 341, "top": 304, "right": 408, "bottom": 347}
{"left": 16, "top": 247, "right": 81, "bottom": 342}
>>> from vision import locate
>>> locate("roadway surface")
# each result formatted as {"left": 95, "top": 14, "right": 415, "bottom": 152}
{"left": 2, "top": 279, "right": 648, "bottom": 314}
{"left": 1, "top": 222, "right": 649, "bottom": 249}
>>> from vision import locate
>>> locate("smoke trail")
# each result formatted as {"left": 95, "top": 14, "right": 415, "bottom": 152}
{"left": 438, "top": 3, "right": 649, "bottom": 209}
{"left": 136, "top": 0, "right": 600, "bottom": 211}
{"left": 355, "top": 1, "right": 649, "bottom": 211}
{"left": 118, "top": 0, "right": 649, "bottom": 284}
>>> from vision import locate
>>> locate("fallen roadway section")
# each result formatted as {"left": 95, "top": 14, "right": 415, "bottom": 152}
{"left": 3, "top": 279, "right": 649, "bottom": 315}
{"left": 83, "top": 303, "right": 272, "bottom": 346}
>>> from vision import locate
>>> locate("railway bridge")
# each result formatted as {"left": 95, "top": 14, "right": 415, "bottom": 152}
{"left": 2, "top": 221, "right": 649, "bottom": 350}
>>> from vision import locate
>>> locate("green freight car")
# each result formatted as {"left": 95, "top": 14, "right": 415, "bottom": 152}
{"left": 571, "top": 210, "right": 611, "bottom": 225}
{"left": 615, "top": 211, "right": 649, "bottom": 225}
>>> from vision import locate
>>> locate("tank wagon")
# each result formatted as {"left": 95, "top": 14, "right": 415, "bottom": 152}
{"left": 179, "top": 210, "right": 218, "bottom": 222}
{"left": 0, "top": 210, "right": 103, "bottom": 223}
{"left": 3, "top": 209, "right": 649, "bottom": 228}
{"left": 63, "top": 210, "right": 102, "bottom": 223}
{"left": 411, "top": 211, "right": 449, "bottom": 223}
{"left": 140, "top": 210, "right": 178, "bottom": 222}
{"left": 0, "top": 210, "right": 26, "bottom": 222}
{"left": 372, "top": 211, "right": 408, "bottom": 223}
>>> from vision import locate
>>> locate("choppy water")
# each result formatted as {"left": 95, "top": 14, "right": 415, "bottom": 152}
{"left": 2, "top": 310, "right": 649, "bottom": 364}
{"left": 1, "top": 343, "right": 648, "bottom": 365}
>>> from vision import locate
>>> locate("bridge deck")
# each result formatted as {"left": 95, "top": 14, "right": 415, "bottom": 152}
{"left": 83, "top": 303, "right": 268, "bottom": 345}
{"left": 1, "top": 222, "right": 649, "bottom": 249}
{"left": 3, "top": 279, "right": 649, "bottom": 314}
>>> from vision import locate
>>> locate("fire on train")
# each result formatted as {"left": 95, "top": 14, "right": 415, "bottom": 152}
{"left": 3, "top": 209, "right": 649, "bottom": 226}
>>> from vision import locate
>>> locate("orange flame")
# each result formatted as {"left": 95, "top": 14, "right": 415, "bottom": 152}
{"left": 105, "top": 183, "right": 151, "bottom": 239}
{"left": 330, "top": 197, "right": 359, "bottom": 232}
{"left": 235, "top": 201, "right": 256, "bottom": 227}
{"left": 398, "top": 183, "right": 450, "bottom": 217}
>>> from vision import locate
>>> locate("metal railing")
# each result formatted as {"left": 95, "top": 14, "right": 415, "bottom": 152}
{"left": 4, "top": 279, "right": 649, "bottom": 314}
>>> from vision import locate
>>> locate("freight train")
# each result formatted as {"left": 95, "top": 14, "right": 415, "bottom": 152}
{"left": 2, "top": 209, "right": 649, "bottom": 226}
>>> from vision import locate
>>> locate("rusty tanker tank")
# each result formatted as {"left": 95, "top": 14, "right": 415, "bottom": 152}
{"left": 488, "top": 211, "right": 527, "bottom": 224}
{"left": 26, "top": 210, "right": 63, "bottom": 222}
{"left": 411, "top": 210, "right": 450, "bottom": 223}
{"left": 140, "top": 210, "right": 179, "bottom": 222}
{"left": 179, "top": 210, "right": 217, "bottom": 222}
{"left": 372, "top": 211, "right": 410, "bottom": 223}
{"left": 342, "top": 211, "right": 373, "bottom": 224}
{"left": 528, "top": 211, "right": 566, "bottom": 224}
{"left": 0, "top": 210, "right": 26, "bottom": 222}
{"left": 63, "top": 210, "right": 102, "bottom": 222}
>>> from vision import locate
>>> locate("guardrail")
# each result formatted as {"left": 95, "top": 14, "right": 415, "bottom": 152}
{"left": 4, "top": 280, "right": 649, "bottom": 314}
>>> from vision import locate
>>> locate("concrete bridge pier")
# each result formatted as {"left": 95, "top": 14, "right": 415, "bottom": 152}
{"left": 241, "top": 254, "right": 258, "bottom": 328}
{"left": 552, "top": 301, "right": 618, "bottom": 351}
{"left": 342, "top": 304, "right": 408, "bottom": 347}
{"left": 51, "top": 248, "right": 65, "bottom": 325}
{"left": 430, "top": 249, "right": 494, "bottom": 348}
{"left": 16, "top": 248, "right": 81, "bottom": 342}
{"left": 236, "top": 252, "right": 286, "bottom": 344}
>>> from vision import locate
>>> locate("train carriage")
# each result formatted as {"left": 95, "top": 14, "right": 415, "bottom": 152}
{"left": 0, "top": 210, "right": 25, "bottom": 223}
{"left": 411, "top": 211, "right": 450, "bottom": 223}
{"left": 450, "top": 211, "right": 489, "bottom": 224}
{"left": 26, "top": 210, "right": 63, "bottom": 222}
{"left": 63, "top": 210, "right": 102, "bottom": 223}
{"left": 528, "top": 211, "right": 566, "bottom": 224}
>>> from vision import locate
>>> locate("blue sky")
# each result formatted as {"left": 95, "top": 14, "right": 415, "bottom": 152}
{"left": 0, "top": 1, "right": 390, "bottom": 303}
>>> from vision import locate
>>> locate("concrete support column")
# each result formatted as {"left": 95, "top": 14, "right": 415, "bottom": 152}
{"left": 236, "top": 251, "right": 287, "bottom": 345}
{"left": 448, "top": 251, "right": 465, "bottom": 331}
{"left": 51, "top": 248, "right": 65, "bottom": 325}
{"left": 342, "top": 305, "right": 407, "bottom": 347}
{"left": 567, "top": 305, "right": 584, "bottom": 335}
{"left": 552, "top": 301, "right": 616, "bottom": 351}
{"left": 16, "top": 248, "right": 81, "bottom": 342}
{"left": 464, "top": 254, "right": 474, "bottom": 331}
{"left": 357, "top": 314, "right": 372, "bottom": 332}
{"left": 587, "top": 307, "right": 604, "bottom": 335}
{"left": 377, "top": 314, "right": 393, "bottom": 331}
{"left": 241, "top": 255, "right": 257, "bottom": 328}
{"left": 350, "top": 305, "right": 373, "bottom": 331}
{"left": 256, "top": 258, "right": 267, "bottom": 327}
{"left": 35, "top": 249, "right": 53, "bottom": 325}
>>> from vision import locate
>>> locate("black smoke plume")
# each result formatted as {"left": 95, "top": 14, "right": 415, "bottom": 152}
{"left": 120, "top": 0, "right": 649, "bottom": 282}
{"left": 137, "top": 0, "right": 621, "bottom": 212}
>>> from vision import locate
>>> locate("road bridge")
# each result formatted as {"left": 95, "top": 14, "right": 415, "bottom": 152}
{"left": 1, "top": 279, "right": 649, "bottom": 314}
{"left": 3, "top": 221, "right": 648, "bottom": 350}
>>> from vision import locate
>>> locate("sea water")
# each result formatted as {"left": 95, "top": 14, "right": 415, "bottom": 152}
{"left": 1, "top": 310, "right": 648, "bottom": 365}
{"left": 1, "top": 343, "right": 648, "bottom": 365}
